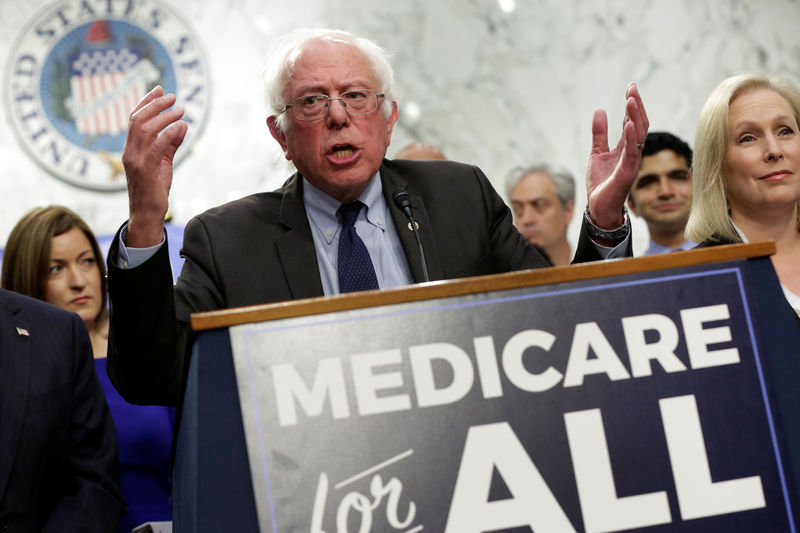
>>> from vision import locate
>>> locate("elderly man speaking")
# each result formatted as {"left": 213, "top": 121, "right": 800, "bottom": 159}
{"left": 107, "top": 28, "right": 648, "bottom": 407}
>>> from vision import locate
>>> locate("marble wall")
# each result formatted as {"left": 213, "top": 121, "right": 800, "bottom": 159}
{"left": 1, "top": 0, "right": 799, "bottom": 256}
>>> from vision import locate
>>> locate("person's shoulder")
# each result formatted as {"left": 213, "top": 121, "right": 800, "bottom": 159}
{"left": 0, "top": 289, "right": 80, "bottom": 338}
{"left": 694, "top": 235, "right": 739, "bottom": 249}
{"left": 384, "top": 158, "right": 476, "bottom": 176}
{"left": 383, "top": 159, "right": 487, "bottom": 192}
{"left": 190, "top": 177, "right": 294, "bottom": 226}
{"left": 0, "top": 289, "right": 72, "bottom": 320}
{"left": 206, "top": 191, "right": 282, "bottom": 217}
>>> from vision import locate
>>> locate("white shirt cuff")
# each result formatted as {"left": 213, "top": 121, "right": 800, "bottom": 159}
{"left": 115, "top": 223, "right": 165, "bottom": 269}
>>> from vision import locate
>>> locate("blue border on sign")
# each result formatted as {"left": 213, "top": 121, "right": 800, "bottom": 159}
{"left": 238, "top": 266, "right": 796, "bottom": 532}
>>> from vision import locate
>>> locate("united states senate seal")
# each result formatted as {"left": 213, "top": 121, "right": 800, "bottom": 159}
{"left": 4, "top": 0, "right": 211, "bottom": 191}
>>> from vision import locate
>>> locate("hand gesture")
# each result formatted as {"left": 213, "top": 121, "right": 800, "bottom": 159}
{"left": 586, "top": 83, "right": 649, "bottom": 229}
{"left": 121, "top": 86, "right": 187, "bottom": 247}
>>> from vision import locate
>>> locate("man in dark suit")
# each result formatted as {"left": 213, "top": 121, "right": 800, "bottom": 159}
{"left": 107, "top": 28, "right": 649, "bottom": 407}
{"left": 0, "top": 289, "right": 124, "bottom": 531}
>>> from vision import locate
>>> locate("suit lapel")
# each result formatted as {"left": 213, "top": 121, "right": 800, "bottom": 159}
{"left": 273, "top": 165, "right": 446, "bottom": 293}
{"left": 0, "top": 292, "right": 30, "bottom": 503}
{"left": 380, "top": 163, "right": 444, "bottom": 282}
{"left": 275, "top": 175, "right": 325, "bottom": 299}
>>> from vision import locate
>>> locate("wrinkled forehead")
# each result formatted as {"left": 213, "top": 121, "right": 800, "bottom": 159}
{"left": 729, "top": 87, "right": 798, "bottom": 123}
{"left": 512, "top": 172, "right": 558, "bottom": 198}
{"left": 283, "top": 38, "right": 377, "bottom": 95}
{"left": 520, "top": 171, "right": 556, "bottom": 189}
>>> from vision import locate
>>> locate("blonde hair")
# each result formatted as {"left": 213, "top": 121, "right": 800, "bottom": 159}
{"left": 687, "top": 73, "right": 800, "bottom": 243}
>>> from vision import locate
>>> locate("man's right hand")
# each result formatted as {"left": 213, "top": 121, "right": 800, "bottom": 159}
{"left": 121, "top": 86, "right": 187, "bottom": 248}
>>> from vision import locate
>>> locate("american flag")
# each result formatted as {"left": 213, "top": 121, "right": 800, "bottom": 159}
{"left": 67, "top": 48, "right": 159, "bottom": 136}
{"left": 16, "top": 327, "right": 30, "bottom": 337}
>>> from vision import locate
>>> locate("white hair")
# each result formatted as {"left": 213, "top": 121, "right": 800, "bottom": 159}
{"left": 505, "top": 164, "right": 576, "bottom": 208}
{"left": 263, "top": 28, "right": 396, "bottom": 133}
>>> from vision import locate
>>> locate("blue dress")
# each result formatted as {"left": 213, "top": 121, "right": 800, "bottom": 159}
{"left": 95, "top": 357, "right": 174, "bottom": 532}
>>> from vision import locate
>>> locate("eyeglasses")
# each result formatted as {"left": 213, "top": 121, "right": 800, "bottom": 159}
{"left": 280, "top": 89, "right": 385, "bottom": 121}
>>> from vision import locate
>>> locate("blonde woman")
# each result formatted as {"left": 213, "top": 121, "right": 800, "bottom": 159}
{"left": 687, "top": 73, "right": 800, "bottom": 316}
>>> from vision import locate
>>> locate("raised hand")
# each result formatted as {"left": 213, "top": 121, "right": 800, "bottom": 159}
{"left": 585, "top": 83, "right": 649, "bottom": 230}
{"left": 121, "top": 86, "right": 187, "bottom": 247}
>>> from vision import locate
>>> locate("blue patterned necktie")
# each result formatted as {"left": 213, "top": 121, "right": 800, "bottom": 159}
{"left": 337, "top": 201, "right": 379, "bottom": 293}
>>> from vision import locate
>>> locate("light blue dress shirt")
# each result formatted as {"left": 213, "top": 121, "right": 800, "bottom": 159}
{"left": 643, "top": 238, "right": 696, "bottom": 256}
{"left": 303, "top": 171, "right": 413, "bottom": 295}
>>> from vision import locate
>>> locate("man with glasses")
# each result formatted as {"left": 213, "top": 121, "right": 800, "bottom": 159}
{"left": 107, "top": 28, "right": 649, "bottom": 407}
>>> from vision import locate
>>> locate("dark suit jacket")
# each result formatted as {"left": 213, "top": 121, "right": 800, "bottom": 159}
{"left": 692, "top": 234, "right": 739, "bottom": 248}
{"left": 694, "top": 235, "right": 800, "bottom": 324}
{"left": 0, "top": 290, "right": 124, "bottom": 532}
{"left": 108, "top": 159, "right": 628, "bottom": 406}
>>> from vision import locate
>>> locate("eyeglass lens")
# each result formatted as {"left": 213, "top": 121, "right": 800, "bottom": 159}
{"left": 292, "top": 90, "right": 379, "bottom": 120}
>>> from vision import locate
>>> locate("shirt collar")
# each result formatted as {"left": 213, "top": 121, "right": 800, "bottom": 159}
{"left": 731, "top": 221, "right": 748, "bottom": 243}
{"left": 645, "top": 238, "right": 696, "bottom": 255}
{"left": 302, "top": 171, "right": 388, "bottom": 244}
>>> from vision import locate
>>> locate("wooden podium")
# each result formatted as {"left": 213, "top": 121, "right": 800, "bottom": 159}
{"left": 173, "top": 242, "right": 800, "bottom": 533}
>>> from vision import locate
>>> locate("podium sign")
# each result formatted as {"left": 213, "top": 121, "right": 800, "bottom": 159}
{"left": 227, "top": 257, "right": 799, "bottom": 532}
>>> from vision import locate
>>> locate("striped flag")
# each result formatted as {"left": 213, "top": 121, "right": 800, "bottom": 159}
{"left": 67, "top": 48, "right": 159, "bottom": 136}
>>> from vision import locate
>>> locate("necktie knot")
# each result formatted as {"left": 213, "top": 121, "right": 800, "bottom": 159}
{"left": 338, "top": 201, "right": 364, "bottom": 228}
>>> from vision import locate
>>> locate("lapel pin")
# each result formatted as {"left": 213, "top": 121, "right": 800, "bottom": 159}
{"left": 16, "top": 327, "right": 30, "bottom": 337}
{"left": 407, "top": 221, "right": 420, "bottom": 231}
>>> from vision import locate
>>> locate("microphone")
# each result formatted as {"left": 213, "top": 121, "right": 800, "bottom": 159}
{"left": 392, "top": 189, "right": 430, "bottom": 282}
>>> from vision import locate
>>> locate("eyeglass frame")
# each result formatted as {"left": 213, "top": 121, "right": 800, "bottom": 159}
{"left": 279, "top": 89, "right": 386, "bottom": 122}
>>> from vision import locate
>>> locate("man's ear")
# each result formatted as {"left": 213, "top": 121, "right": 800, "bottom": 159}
{"left": 627, "top": 196, "right": 640, "bottom": 217}
{"left": 384, "top": 101, "right": 399, "bottom": 144}
{"left": 564, "top": 199, "right": 575, "bottom": 221}
{"left": 267, "top": 116, "right": 291, "bottom": 160}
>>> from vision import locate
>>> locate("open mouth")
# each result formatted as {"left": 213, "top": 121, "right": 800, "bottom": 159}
{"left": 331, "top": 144, "right": 356, "bottom": 159}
